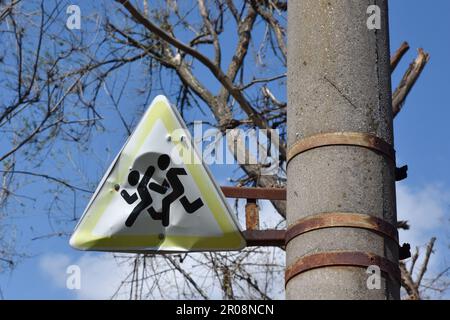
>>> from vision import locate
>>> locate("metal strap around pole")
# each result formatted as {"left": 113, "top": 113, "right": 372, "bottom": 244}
{"left": 285, "top": 212, "right": 399, "bottom": 246}
{"left": 287, "top": 132, "right": 396, "bottom": 164}
{"left": 286, "top": 134, "right": 399, "bottom": 285}
{"left": 285, "top": 251, "right": 401, "bottom": 285}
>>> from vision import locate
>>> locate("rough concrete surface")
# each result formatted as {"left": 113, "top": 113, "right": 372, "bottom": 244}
{"left": 287, "top": 0, "right": 399, "bottom": 299}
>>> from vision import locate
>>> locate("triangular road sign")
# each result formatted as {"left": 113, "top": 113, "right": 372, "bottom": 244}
{"left": 70, "top": 95, "right": 246, "bottom": 252}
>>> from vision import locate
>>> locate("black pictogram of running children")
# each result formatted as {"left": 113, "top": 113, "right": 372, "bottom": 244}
{"left": 120, "top": 154, "right": 204, "bottom": 228}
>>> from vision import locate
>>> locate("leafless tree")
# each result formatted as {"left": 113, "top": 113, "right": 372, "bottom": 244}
{"left": 400, "top": 237, "right": 449, "bottom": 299}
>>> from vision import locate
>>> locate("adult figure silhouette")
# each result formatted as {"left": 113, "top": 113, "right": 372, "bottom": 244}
{"left": 148, "top": 154, "right": 204, "bottom": 227}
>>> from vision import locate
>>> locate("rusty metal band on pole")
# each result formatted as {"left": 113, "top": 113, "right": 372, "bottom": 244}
{"left": 285, "top": 251, "right": 401, "bottom": 285}
{"left": 285, "top": 212, "right": 399, "bottom": 246}
{"left": 287, "top": 132, "right": 396, "bottom": 164}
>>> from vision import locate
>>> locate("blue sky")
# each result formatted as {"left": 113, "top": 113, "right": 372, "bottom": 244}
{"left": 0, "top": 0, "right": 449, "bottom": 299}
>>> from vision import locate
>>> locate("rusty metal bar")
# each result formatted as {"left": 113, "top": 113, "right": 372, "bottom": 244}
{"left": 287, "top": 132, "right": 396, "bottom": 164}
{"left": 243, "top": 230, "right": 285, "bottom": 247}
{"left": 245, "top": 199, "right": 259, "bottom": 231}
{"left": 286, "top": 212, "right": 399, "bottom": 246}
{"left": 285, "top": 251, "right": 401, "bottom": 286}
{"left": 221, "top": 186, "right": 286, "bottom": 201}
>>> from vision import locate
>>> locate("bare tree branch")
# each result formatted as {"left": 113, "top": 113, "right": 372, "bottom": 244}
{"left": 0, "top": 170, "right": 92, "bottom": 193}
{"left": 393, "top": 49, "right": 430, "bottom": 117}
{"left": 417, "top": 237, "right": 436, "bottom": 287}
{"left": 115, "top": 0, "right": 286, "bottom": 160}
{"left": 391, "top": 41, "right": 410, "bottom": 74}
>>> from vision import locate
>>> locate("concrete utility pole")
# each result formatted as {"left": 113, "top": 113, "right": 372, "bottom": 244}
{"left": 286, "top": 1, "right": 400, "bottom": 299}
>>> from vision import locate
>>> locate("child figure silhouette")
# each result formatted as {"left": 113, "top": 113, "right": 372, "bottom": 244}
{"left": 120, "top": 165, "right": 155, "bottom": 227}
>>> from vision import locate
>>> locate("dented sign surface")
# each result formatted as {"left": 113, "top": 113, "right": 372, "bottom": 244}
{"left": 70, "top": 95, "right": 245, "bottom": 252}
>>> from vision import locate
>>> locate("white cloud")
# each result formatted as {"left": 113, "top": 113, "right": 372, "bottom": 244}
{"left": 39, "top": 253, "right": 72, "bottom": 289}
{"left": 397, "top": 183, "right": 449, "bottom": 298}
{"left": 39, "top": 252, "right": 132, "bottom": 299}
{"left": 39, "top": 249, "right": 285, "bottom": 300}
{"left": 75, "top": 253, "right": 132, "bottom": 299}
{"left": 397, "top": 183, "right": 449, "bottom": 246}
{"left": 38, "top": 183, "right": 448, "bottom": 300}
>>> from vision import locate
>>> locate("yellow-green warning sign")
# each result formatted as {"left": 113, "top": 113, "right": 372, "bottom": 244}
{"left": 70, "top": 95, "right": 245, "bottom": 252}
